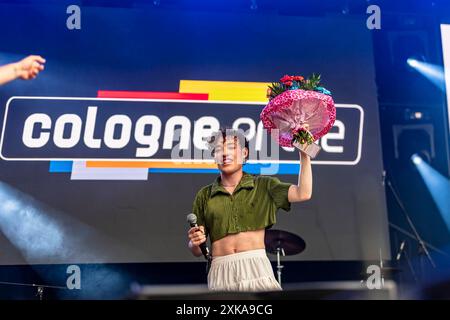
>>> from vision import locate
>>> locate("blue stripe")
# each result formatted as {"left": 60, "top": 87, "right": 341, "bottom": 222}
{"left": 49, "top": 161, "right": 73, "bottom": 172}
{"left": 243, "top": 163, "right": 300, "bottom": 174}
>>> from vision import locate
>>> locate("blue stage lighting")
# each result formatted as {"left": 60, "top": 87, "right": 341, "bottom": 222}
{"left": 411, "top": 153, "right": 423, "bottom": 165}
{"left": 407, "top": 57, "right": 445, "bottom": 91}
{"left": 411, "top": 154, "right": 450, "bottom": 231}
{"left": 407, "top": 58, "right": 420, "bottom": 68}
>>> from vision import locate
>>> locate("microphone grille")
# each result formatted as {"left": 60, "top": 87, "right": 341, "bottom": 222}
{"left": 187, "top": 213, "right": 197, "bottom": 224}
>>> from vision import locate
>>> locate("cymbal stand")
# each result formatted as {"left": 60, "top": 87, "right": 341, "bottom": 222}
{"left": 276, "top": 247, "right": 286, "bottom": 286}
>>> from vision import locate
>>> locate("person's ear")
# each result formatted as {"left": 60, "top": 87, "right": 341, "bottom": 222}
{"left": 242, "top": 147, "right": 249, "bottom": 162}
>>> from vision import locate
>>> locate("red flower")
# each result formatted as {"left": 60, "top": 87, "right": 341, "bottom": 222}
{"left": 284, "top": 81, "right": 293, "bottom": 87}
{"left": 293, "top": 76, "right": 304, "bottom": 82}
{"left": 280, "top": 75, "right": 294, "bottom": 83}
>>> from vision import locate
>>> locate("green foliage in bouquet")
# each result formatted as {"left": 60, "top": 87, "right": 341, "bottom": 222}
{"left": 292, "top": 129, "right": 314, "bottom": 146}
{"left": 301, "top": 73, "right": 321, "bottom": 91}
{"left": 266, "top": 73, "right": 331, "bottom": 101}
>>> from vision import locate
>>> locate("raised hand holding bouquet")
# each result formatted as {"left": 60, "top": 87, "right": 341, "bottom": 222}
{"left": 260, "top": 74, "right": 336, "bottom": 158}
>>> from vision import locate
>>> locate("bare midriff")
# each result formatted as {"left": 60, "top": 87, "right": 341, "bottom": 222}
{"left": 211, "top": 229, "right": 266, "bottom": 257}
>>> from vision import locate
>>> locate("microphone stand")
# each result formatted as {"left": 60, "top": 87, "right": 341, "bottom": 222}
{"left": 384, "top": 171, "right": 436, "bottom": 271}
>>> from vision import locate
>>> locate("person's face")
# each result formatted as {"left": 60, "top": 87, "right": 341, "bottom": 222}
{"left": 213, "top": 136, "right": 248, "bottom": 174}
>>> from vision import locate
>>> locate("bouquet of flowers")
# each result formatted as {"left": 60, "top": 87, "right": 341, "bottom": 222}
{"left": 260, "top": 74, "right": 336, "bottom": 158}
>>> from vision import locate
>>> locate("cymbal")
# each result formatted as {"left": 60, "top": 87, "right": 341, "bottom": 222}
{"left": 265, "top": 229, "right": 306, "bottom": 256}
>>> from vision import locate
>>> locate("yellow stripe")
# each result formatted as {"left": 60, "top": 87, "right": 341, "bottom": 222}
{"left": 179, "top": 80, "right": 270, "bottom": 102}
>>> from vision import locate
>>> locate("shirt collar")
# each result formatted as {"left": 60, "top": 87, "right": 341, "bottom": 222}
{"left": 210, "top": 172, "right": 255, "bottom": 197}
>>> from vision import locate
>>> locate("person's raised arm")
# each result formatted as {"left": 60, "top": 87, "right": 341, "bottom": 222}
{"left": 0, "top": 55, "right": 46, "bottom": 86}
{"left": 288, "top": 151, "right": 312, "bottom": 202}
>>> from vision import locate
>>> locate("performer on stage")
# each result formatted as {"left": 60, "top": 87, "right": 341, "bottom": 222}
{"left": 0, "top": 55, "right": 45, "bottom": 86}
{"left": 188, "top": 128, "right": 312, "bottom": 291}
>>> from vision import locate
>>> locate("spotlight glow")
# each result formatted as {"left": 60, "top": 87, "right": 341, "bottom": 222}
{"left": 0, "top": 183, "right": 64, "bottom": 261}
{"left": 411, "top": 153, "right": 423, "bottom": 165}
{"left": 0, "top": 181, "right": 144, "bottom": 265}
{"left": 414, "top": 112, "right": 423, "bottom": 119}
{"left": 412, "top": 154, "right": 450, "bottom": 231}
{"left": 407, "top": 58, "right": 419, "bottom": 68}
{"left": 407, "top": 57, "right": 445, "bottom": 91}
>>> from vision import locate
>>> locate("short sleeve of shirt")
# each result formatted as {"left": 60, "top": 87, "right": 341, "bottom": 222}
{"left": 267, "top": 177, "right": 292, "bottom": 212}
{"left": 191, "top": 188, "right": 209, "bottom": 237}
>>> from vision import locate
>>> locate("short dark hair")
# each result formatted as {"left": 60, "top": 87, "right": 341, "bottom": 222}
{"left": 207, "top": 127, "right": 250, "bottom": 161}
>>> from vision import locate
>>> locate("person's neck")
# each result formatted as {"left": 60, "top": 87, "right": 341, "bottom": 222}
{"left": 220, "top": 170, "right": 244, "bottom": 187}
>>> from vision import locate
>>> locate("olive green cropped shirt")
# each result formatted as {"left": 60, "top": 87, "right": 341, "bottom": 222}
{"left": 192, "top": 172, "right": 292, "bottom": 243}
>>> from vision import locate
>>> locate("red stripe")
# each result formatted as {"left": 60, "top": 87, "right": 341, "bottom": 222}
{"left": 97, "top": 90, "right": 209, "bottom": 100}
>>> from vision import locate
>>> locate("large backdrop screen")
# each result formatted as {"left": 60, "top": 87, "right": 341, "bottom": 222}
{"left": 0, "top": 4, "right": 389, "bottom": 265}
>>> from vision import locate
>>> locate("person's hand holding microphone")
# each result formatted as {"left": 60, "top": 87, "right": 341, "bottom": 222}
{"left": 187, "top": 213, "right": 210, "bottom": 261}
{"left": 188, "top": 225, "right": 206, "bottom": 248}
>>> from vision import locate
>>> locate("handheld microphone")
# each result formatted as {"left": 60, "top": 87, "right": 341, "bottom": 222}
{"left": 187, "top": 213, "right": 211, "bottom": 260}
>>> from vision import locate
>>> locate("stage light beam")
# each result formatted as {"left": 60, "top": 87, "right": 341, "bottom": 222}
{"left": 411, "top": 154, "right": 450, "bottom": 231}
{"left": 0, "top": 182, "right": 64, "bottom": 261}
{"left": 407, "top": 57, "right": 446, "bottom": 91}
{"left": 0, "top": 181, "right": 145, "bottom": 264}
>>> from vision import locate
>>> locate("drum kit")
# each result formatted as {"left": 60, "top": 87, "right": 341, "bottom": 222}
{"left": 265, "top": 229, "right": 403, "bottom": 287}
{"left": 264, "top": 229, "right": 306, "bottom": 285}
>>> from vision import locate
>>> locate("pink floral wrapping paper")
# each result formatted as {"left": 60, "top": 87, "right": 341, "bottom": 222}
{"left": 260, "top": 89, "right": 336, "bottom": 147}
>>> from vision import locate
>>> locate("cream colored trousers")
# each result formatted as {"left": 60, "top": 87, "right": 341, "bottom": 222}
{"left": 207, "top": 249, "right": 282, "bottom": 292}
